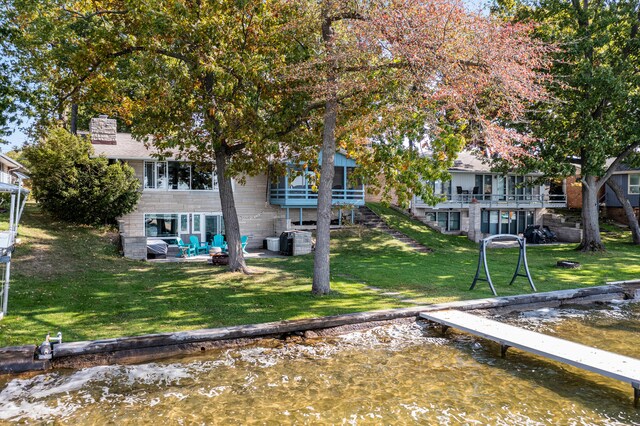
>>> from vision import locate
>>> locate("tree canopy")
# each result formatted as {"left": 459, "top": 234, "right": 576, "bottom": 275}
{"left": 5, "top": 0, "right": 313, "bottom": 271}
{"left": 495, "top": 0, "right": 640, "bottom": 250}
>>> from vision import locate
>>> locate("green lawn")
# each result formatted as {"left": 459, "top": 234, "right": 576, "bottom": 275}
{"left": 1, "top": 203, "right": 638, "bottom": 347}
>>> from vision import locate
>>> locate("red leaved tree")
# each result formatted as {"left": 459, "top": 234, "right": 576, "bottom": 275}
{"left": 282, "top": 0, "right": 553, "bottom": 294}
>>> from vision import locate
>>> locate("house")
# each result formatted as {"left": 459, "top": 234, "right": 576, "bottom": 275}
{"left": 87, "top": 116, "right": 365, "bottom": 259}
{"left": 603, "top": 164, "right": 640, "bottom": 225}
{"left": 410, "top": 151, "right": 568, "bottom": 241}
{"left": 0, "top": 153, "right": 28, "bottom": 185}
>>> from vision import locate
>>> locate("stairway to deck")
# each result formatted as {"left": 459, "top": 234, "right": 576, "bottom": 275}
{"left": 357, "top": 206, "right": 433, "bottom": 253}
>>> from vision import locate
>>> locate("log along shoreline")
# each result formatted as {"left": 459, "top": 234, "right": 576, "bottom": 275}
{"left": 1, "top": 282, "right": 639, "bottom": 375}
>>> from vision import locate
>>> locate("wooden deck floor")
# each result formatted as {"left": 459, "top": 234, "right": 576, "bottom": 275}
{"left": 420, "top": 309, "right": 640, "bottom": 406}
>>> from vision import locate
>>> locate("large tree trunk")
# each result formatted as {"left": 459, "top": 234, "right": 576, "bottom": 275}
{"left": 312, "top": 10, "right": 337, "bottom": 295}
{"left": 606, "top": 178, "right": 640, "bottom": 244}
{"left": 215, "top": 147, "right": 249, "bottom": 273}
{"left": 579, "top": 174, "right": 605, "bottom": 251}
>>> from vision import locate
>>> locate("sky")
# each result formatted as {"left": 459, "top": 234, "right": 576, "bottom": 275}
{"left": 5, "top": 122, "right": 30, "bottom": 150}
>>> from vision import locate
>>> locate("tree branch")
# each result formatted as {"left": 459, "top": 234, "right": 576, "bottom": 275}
{"left": 327, "top": 11, "right": 367, "bottom": 23}
{"left": 62, "top": 8, "right": 128, "bottom": 20}
{"left": 598, "top": 140, "right": 640, "bottom": 190}
{"left": 338, "top": 61, "right": 405, "bottom": 73}
{"left": 223, "top": 140, "right": 247, "bottom": 155}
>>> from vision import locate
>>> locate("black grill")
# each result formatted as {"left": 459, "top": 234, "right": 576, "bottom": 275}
{"left": 279, "top": 232, "right": 295, "bottom": 256}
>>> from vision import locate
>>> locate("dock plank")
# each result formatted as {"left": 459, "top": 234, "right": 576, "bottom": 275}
{"left": 420, "top": 310, "right": 640, "bottom": 392}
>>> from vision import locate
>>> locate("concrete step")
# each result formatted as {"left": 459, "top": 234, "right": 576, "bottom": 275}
{"left": 358, "top": 206, "right": 433, "bottom": 253}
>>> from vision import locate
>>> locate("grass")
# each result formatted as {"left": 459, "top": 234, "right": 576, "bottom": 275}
{"left": 1, "top": 203, "right": 639, "bottom": 347}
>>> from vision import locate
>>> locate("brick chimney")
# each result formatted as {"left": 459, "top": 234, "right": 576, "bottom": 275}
{"left": 89, "top": 115, "right": 117, "bottom": 145}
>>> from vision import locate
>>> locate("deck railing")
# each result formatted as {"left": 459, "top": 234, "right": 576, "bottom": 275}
{"left": 414, "top": 193, "right": 567, "bottom": 208}
{"left": 270, "top": 186, "right": 365, "bottom": 205}
{"left": 0, "top": 171, "right": 14, "bottom": 185}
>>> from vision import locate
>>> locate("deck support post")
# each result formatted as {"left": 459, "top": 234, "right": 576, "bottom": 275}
{"left": 440, "top": 325, "right": 450, "bottom": 335}
{"left": 501, "top": 344, "right": 510, "bottom": 359}
{"left": 633, "top": 383, "right": 639, "bottom": 408}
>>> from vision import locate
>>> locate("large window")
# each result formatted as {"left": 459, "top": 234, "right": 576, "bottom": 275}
{"left": 145, "top": 213, "right": 225, "bottom": 243}
{"left": 433, "top": 180, "right": 451, "bottom": 197}
{"left": 435, "top": 211, "right": 460, "bottom": 231}
{"left": 475, "top": 175, "right": 493, "bottom": 200}
{"left": 481, "top": 209, "right": 534, "bottom": 235}
{"left": 145, "top": 214, "right": 179, "bottom": 237}
{"left": 629, "top": 174, "right": 640, "bottom": 194}
{"left": 144, "top": 161, "right": 217, "bottom": 190}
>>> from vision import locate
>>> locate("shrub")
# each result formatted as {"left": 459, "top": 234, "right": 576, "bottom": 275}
{"left": 23, "top": 127, "right": 140, "bottom": 224}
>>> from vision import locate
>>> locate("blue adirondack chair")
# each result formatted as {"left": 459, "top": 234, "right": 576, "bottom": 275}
{"left": 175, "top": 237, "right": 195, "bottom": 257}
{"left": 241, "top": 236, "right": 249, "bottom": 254}
{"left": 189, "top": 235, "right": 209, "bottom": 255}
{"left": 211, "top": 234, "right": 227, "bottom": 253}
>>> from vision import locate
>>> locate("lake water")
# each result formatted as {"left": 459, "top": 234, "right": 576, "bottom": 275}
{"left": 1, "top": 302, "right": 639, "bottom": 424}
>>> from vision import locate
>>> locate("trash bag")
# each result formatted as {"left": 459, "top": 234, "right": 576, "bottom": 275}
{"left": 541, "top": 226, "right": 557, "bottom": 243}
{"left": 524, "top": 225, "right": 546, "bottom": 244}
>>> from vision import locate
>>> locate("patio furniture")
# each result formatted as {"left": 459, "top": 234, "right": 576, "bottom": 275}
{"left": 241, "top": 235, "right": 249, "bottom": 254}
{"left": 147, "top": 238, "right": 168, "bottom": 259}
{"left": 176, "top": 237, "right": 195, "bottom": 257}
{"left": 189, "top": 235, "right": 210, "bottom": 255}
{"left": 211, "top": 234, "right": 227, "bottom": 253}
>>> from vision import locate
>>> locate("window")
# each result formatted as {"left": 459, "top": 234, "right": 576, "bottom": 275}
{"left": 509, "top": 176, "right": 533, "bottom": 200}
{"left": 144, "top": 162, "right": 155, "bottom": 189}
{"left": 481, "top": 209, "right": 535, "bottom": 235}
{"left": 169, "top": 161, "right": 191, "bottom": 190}
{"left": 425, "top": 212, "right": 436, "bottom": 222}
{"left": 437, "top": 212, "right": 449, "bottom": 229}
{"left": 204, "top": 214, "right": 225, "bottom": 242}
{"left": 475, "top": 175, "right": 493, "bottom": 200}
{"left": 180, "top": 214, "right": 189, "bottom": 233}
{"left": 450, "top": 212, "right": 460, "bottom": 231}
{"left": 629, "top": 174, "right": 640, "bottom": 194}
{"left": 433, "top": 180, "right": 451, "bottom": 197}
{"left": 435, "top": 211, "right": 460, "bottom": 231}
{"left": 145, "top": 214, "right": 179, "bottom": 237}
{"left": 144, "top": 161, "right": 217, "bottom": 191}
{"left": 192, "top": 163, "right": 215, "bottom": 190}
{"left": 193, "top": 214, "right": 201, "bottom": 233}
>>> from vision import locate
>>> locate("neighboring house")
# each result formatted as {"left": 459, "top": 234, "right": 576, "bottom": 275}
{"left": 0, "top": 153, "right": 28, "bottom": 185}
{"left": 603, "top": 164, "right": 640, "bottom": 225}
{"left": 410, "top": 151, "right": 568, "bottom": 241}
{"left": 87, "top": 116, "right": 365, "bottom": 259}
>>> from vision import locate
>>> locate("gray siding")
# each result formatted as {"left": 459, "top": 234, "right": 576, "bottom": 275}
{"left": 605, "top": 174, "right": 640, "bottom": 208}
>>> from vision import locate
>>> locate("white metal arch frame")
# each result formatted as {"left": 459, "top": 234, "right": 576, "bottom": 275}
{"left": 470, "top": 234, "right": 537, "bottom": 296}
{"left": 0, "top": 172, "right": 29, "bottom": 319}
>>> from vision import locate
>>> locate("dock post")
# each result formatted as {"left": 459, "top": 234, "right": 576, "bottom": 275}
{"left": 634, "top": 383, "right": 639, "bottom": 408}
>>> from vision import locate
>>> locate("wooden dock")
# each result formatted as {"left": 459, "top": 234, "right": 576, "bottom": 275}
{"left": 420, "top": 310, "right": 640, "bottom": 406}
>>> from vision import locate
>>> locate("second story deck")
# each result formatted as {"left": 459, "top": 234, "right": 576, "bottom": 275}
{"left": 269, "top": 186, "right": 365, "bottom": 207}
{"left": 269, "top": 152, "right": 365, "bottom": 208}
{"left": 413, "top": 170, "right": 567, "bottom": 210}
{"left": 413, "top": 193, "right": 568, "bottom": 209}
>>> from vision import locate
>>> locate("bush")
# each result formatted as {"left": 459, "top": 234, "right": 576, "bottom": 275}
{"left": 23, "top": 127, "right": 140, "bottom": 224}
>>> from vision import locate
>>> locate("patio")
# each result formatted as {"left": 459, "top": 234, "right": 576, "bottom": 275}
{"left": 146, "top": 248, "right": 286, "bottom": 263}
